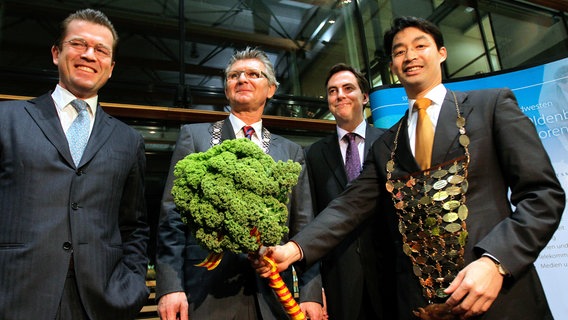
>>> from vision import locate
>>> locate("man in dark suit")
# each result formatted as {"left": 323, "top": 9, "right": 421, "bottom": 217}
{"left": 155, "top": 47, "right": 324, "bottom": 320}
{"left": 255, "top": 16, "right": 565, "bottom": 320}
{"left": 0, "top": 8, "right": 149, "bottom": 320}
{"left": 305, "top": 63, "right": 390, "bottom": 320}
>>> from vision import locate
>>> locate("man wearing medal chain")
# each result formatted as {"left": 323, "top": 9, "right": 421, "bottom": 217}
{"left": 253, "top": 16, "right": 565, "bottom": 319}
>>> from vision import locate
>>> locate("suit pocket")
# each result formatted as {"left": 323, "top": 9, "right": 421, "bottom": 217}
{"left": 0, "top": 243, "right": 25, "bottom": 249}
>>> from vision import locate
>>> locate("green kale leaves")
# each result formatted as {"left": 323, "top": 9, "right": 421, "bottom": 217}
{"left": 172, "top": 138, "right": 301, "bottom": 254}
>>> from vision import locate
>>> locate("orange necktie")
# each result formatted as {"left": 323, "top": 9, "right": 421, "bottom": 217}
{"left": 414, "top": 98, "right": 433, "bottom": 170}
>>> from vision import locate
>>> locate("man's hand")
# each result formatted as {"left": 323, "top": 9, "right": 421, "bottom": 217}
{"left": 251, "top": 242, "right": 302, "bottom": 277}
{"left": 300, "top": 301, "right": 324, "bottom": 320}
{"left": 157, "top": 291, "right": 189, "bottom": 320}
{"left": 444, "top": 256, "right": 504, "bottom": 319}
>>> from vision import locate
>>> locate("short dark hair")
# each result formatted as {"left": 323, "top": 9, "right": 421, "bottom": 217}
{"left": 55, "top": 9, "right": 118, "bottom": 59}
{"left": 383, "top": 16, "right": 444, "bottom": 59}
{"left": 324, "top": 63, "right": 370, "bottom": 94}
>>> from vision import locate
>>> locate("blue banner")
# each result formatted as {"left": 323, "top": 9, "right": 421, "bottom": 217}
{"left": 370, "top": 57, "right": 568, "bottom": 319}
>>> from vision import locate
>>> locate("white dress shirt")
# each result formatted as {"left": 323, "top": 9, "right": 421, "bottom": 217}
{"left": 51, "top": 84, "right": 97, "bottom": 135}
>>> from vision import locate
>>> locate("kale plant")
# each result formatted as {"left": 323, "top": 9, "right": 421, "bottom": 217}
{"left": 172, "top": 138, "right": 301, "bottom": 254}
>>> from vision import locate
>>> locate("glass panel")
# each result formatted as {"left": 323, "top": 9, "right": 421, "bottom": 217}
{"left": 488, "top": 4, "right": 567, "bottom": 69}
{"left": 438, "top": 5, "right": 493, "bottom": 78}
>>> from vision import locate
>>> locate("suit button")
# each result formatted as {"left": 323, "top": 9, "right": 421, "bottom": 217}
{"left": 76, "top": 170, "right": 85, "bottom": 176}
{"left": 62, "top": 242, "right": 72, "bottom": 251}
{"left": 71, "top": 203, "right": 79, "bottom": 210}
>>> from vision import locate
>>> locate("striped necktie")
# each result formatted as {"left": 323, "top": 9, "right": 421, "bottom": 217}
{"left": 243, "top": 125, "right": 255, "bottom": 139}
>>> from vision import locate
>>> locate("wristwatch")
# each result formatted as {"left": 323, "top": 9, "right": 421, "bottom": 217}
{"left": 483, "top": 254, "right": 508, "bottom": 276}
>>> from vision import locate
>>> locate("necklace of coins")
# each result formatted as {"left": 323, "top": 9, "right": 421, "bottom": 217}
{"left": 385, "top": 91, "right": 471, "bottom": 302}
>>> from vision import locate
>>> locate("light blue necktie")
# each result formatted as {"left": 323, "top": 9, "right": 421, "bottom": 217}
{"left": 66, "top": 99, "right": 90, "bottom": 166}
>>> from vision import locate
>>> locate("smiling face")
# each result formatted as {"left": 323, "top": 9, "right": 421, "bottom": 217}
{"left": 224, "top": 58, "right": 276, "bottom": 113}
{"left": 327, "top": 70, "right": 367, "bottom": 130}
{"left": 389, "top": 27, "right": 447, "bottom": 98}
{"left": 52, "top": 19, "right": 115, "bottom": 99}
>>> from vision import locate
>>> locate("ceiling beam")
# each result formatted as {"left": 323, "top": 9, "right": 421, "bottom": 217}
{"left": 526, "top": 0, "right": 568, "bottom": 12}
{"left": 2, "top": 1, "right": 306, "bottom": 52}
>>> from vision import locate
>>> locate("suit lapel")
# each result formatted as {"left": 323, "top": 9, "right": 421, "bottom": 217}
{"left": 324, "top": 124, "right": 383, "bottom": 186}
{"left": 79, "top": 105, "right": 116, "bottom": 166}
{"left": 220, "top": 118, "right": 236, "bottom": 142}
{"left": 432, "top": 90, "right": 472, "bottom": 164}
{"left": 24, "top": 93, "right": 76, "bottom": 167}
{"left": 320, "top": 134, "right": 348, "bottom": 186}
{"left": 393, "top": 114, "right": 421, "bottom": 174}
{"left": 364, "top": 124, "right": 381, "bottom": 159}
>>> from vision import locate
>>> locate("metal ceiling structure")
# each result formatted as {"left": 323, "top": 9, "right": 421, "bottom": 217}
{"left": 0, "top": 0, "right": 566, "bottom": 116}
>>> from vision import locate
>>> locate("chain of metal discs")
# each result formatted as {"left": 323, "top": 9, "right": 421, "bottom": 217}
{"left": 385, "top": 91, "right": 471, "bottom": 302}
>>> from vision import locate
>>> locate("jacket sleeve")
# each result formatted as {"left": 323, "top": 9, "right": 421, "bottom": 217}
{"left": 155, "top": 125, "right": 196, "bottom": 299}
{"left": 119, "top": 132, "right": 151, "bottom": 279}
{"left": 473, "top": 88, "right": 565, "bottom": 277}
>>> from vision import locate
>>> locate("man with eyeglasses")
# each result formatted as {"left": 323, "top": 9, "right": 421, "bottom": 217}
{"left": 0, "top": 8, "right": 150, "bottom": 320}
{"left": 155, "top": 47, "right": 325, "bottom": 320}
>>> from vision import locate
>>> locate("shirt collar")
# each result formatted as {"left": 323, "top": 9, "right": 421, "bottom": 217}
{"left": 52, "top": 84, "right": 98, "bottom": 115}
{"left": 337, "top": 120, "right": 367, "bottom": 141}
{"left": 407, "top": 83, "right": 447, "bottom": 114}
{"left": 229, "top": 113, "right": 262, "bottom": 137}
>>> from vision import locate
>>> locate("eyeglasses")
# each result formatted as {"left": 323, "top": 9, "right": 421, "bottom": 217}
{"left": 226, "top": 69, "right": 268, "bottom": 82}
{"left": 63, "top": 38, "right": 113, "bottom": 59}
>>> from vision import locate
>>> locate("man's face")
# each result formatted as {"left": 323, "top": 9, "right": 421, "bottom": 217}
{"left": 327, "top": 70, "right": 367, "bottom": 128}
{"left": 389, "top": 27, "right": 447, "bottom": 98}
{"left": 52, "top": 19, "right": 115, "bottom": 99}
{"left": 224, "top": 59, "right": 276, "bottom": 112}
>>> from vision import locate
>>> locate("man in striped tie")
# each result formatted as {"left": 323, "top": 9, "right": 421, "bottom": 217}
{"left": 156, "top": 47, "right": 325, "bottom": 320}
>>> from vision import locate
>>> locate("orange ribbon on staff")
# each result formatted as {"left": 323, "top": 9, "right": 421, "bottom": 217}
{"left": 263, "top": 255, "right": 306, "bottom": 320}
{"left": 195, "top": 252, "right": 224, "bottom": 270}
{"left": 196, "top": 227, "right": 305, "bottom": 320}
{"left": 252, "top": 227, "right": 305, "bottom": 320}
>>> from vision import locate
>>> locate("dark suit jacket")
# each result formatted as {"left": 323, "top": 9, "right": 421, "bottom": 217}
{"left": 305, "top": 124, "right": 394, "bottom": 319}
{"left": 0, "top": 92, "right": 150, "bottom": 320}
{"left": 156, "top": 118, "right": 321, "bottom": 319}
{"left": 293, "top": 89, "right": 565, "bottom": 319}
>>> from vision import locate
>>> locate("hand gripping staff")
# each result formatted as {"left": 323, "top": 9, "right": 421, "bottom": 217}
{"left": 195, "top": 228, "right": 306, "bottom": 320}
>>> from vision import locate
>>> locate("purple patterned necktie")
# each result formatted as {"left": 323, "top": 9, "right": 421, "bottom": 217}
{"left": 344, "top": 132, "right": 361, "bottom": 182}
{"left": 243, "top": 125, "right": 255, "bottom": 139}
